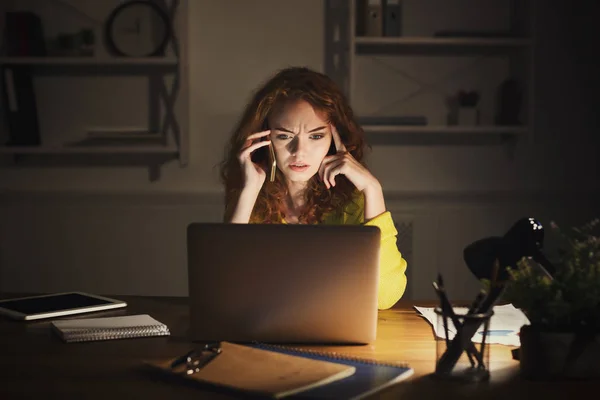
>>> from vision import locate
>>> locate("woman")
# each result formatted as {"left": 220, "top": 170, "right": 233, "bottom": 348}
{"left": 219, "top": 66, "right": 407, "bottom": 310}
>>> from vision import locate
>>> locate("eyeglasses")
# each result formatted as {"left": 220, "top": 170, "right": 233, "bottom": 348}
{"left": 169, "top": 342, "right": 222, "bottom": 375}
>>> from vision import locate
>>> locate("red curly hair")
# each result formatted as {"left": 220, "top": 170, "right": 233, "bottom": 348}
{"left": 220, "top": 66, "right": 369, "bottom": 224}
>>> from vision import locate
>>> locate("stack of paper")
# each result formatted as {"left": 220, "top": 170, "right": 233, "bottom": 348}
{"left": 414, "top": 304, "right": 530, "bottom": 346}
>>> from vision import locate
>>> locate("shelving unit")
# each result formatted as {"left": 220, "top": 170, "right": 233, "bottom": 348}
{"left": 324, "top": 0, "right": 534, "bottom": 145}
{"left": 0, "top": 55, "right": 180, "bottom": 157}
{"left": 0, "top": 139, "right": 179, "bottom": 155}
{"left": 354, "top": 36, "right": 531, "bottom": 48}
{"left": 0, "top": 57, "right": 178, "bottom": 66}
{"left": 0, "top": 0, "right": 187, "bottom": 181}
{"left": 361, "top": 125, "right": 527, "bottom": 135}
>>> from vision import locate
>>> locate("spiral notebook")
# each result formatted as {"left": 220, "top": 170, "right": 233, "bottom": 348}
{"left": 51, "top": 314, "right": 170, "bottom": 343}
{"left": 249, "top": 343, "right": 414, "bottom": 399}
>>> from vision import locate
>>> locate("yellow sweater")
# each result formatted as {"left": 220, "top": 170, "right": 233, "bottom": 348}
{"left": 250, "top": 192, "right": 408, "bottom": 310}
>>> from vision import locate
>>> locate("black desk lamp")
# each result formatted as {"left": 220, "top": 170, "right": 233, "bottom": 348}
{"left": 435, "top": 218, "right": 558, "bottom": 375}
{"left": 463, "top": 217, "right": 555, "bottom": 285}
{"left": 460, "top": 217, "right": 558, "bottom": 364}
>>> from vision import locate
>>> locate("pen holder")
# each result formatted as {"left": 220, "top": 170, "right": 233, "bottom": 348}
{"left": 433, "top": 307, "right": 494, "bottom": 382}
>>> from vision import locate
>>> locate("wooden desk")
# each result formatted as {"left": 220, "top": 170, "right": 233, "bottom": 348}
{"left": 0, "top": 295, "right": 596, "bottom": 399}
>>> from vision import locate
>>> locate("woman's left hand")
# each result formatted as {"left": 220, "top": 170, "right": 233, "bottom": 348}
{"left": 318, "top": 124, "right": 381, "bottom": 192}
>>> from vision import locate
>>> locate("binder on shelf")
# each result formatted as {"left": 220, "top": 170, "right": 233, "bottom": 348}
{"left": 355, "top": 0, "right": 368, "bottom": 36}
{"left": 383, "top": 0, "right": 403, "bottom": 37}
{"left": 4, "top": 11, "right": 47, "bottom": 57}
{"left": 1, "top": 65, "right": 41, "bottom": 146}
{"left": 365, "top": 0, "right": 383, "bottom": 37}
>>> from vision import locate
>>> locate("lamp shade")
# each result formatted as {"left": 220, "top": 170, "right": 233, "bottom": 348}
{"left": 464, "top": 217, "right": 555, "bottom": 282}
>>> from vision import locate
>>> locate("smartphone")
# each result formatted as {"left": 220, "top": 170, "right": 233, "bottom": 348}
{"left": 327, "top": 139, "right": 336, "bottom": 156}
{"left": 264, "top": 122, "right": 276, "bottom": 181}
{"left": 250, "top": 121, "right": 269, "bottom": 164}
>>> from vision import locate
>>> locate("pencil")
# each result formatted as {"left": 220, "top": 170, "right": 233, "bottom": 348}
{"left": 491, "top": 258, "right": 500, "bottom": 288}
{"left": 269, "top": 143, "right": 276, "bottom": 182}
{"left": 432, "top": 281, "right": 450, "bottom": 347}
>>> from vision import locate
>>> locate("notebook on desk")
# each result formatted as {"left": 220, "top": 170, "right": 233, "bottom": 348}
{"left": 250, "top": 343, "right": 414, "bottom": 399}
{"left": 186, "top": 223, "right": 382, "bottom": 344}
{"left": 145, "top": 342, "right": 413, "bottom": 399}
{"left": 51, "top": 314, "right": 170, "bottom": 343}
{"left": 145, "top": 341, "right": 357, "bottom": 399}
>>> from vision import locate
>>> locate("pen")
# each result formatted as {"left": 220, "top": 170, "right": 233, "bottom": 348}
{"left": 491, "top": 258, "right": 500, "bottom": 288}
{"left": 438, "top": 284, "right": 502, "bottom": 373}
{"left": 433, "top": 275, "right": 482, "bottom": 369}
{"left": 432, "top": 281, "right": 450, "bottom": 348}
{"left": 467, "top": 290, "right": 486, "bottom": 315}
{"left": 268, "top": 142, "right": 276, "bottom": 182}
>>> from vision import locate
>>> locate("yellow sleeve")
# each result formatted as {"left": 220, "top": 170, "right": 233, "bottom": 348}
{"left": 365, "top": 211, "right": 408, "bottom": 310}
{"left": 342, "top": 193, "right": 408, "bottom": 310}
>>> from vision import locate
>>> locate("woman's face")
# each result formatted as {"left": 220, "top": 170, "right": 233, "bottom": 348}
{"left": 268, "top": 100, "right": 332, "bottom": 185}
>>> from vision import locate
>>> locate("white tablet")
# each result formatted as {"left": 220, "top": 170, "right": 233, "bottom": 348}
{"left": 0, "top": 292, "right": 127, "bottom": 321}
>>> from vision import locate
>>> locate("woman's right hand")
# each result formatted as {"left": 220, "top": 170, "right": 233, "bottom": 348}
{"left": 238, "top": 129, "right": 272, "bottom": 192}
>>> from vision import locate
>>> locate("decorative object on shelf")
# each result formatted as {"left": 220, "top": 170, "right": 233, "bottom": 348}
{"left": 48, "top": 29, "right": 95, "bottom": 57}
{"left": 4, "top": 11, "right": 46, "bottom": 56}
{"left": 434, "top": 30, "right": 516, "bottom": 38}
{"left": 495, "top": 78, "right": 523, "bottom": 125}
{"left": 104, "top": 0, "right": 172, "bottom": 57}
{"left": 80, "top": 29, "right": 95, "bottom": 56}
{"left": 456, "top": 90, "right": 480, "bottom": 126}
{"left": 431, "top": 274, "right": 493, "bottom": 383}
{"left": 358, "top": 115, "right": 427, "bottom": 126}
{"left": 501, "top": 218, "right": 600, "bottom": 381}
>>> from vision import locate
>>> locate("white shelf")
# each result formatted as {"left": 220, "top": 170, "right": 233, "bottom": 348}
{"left": 362, "top": 125, "right": 528, "bottom": 135}
{"left": 354, "top": 36, "right": 532, "bottom": 56}
{"left": 0, "top": 144, "right": 179, "bottom": 155}
{"left": 0, "top": 57, "right": 178, "bottom": 66}
{"left": 0, "top": 0, "right": 185, "bottom": 181}
{"left": 327, "top": 0, "right": 535, "bottom": 145}
{"left": 354, "top": 36, "right": 531, "bottom": 47}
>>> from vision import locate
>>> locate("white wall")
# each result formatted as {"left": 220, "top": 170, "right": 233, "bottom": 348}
{"left": 0, "top": 0, "right": 326, "bottom": 192}
{"left": 1, "top": 0, "right": 598, "bottom": 303}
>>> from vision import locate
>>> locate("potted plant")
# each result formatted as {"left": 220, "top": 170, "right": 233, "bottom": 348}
{"left": 501, "top": 218, "right": 600, "bottom": 380}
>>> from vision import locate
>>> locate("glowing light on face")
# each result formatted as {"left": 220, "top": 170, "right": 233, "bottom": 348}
{"left": 268, "top": 100, "right": 332, "bottom": 184}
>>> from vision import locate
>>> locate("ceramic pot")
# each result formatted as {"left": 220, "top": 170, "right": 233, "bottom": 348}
{"left": 519, "top": 324, "right": 600, "bottom": 380}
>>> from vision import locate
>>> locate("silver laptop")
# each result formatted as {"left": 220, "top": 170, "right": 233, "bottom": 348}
{"left": 186, "top": 223, "right": 381, "bottom": 344}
